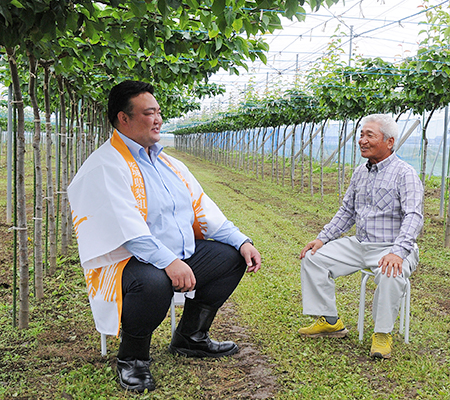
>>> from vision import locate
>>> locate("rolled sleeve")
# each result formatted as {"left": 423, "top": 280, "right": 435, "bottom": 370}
{"left": 209, "top": 220, "right": 250, "bottom": 251}
{"left": 123, "top": 235, "right": 178, "bottom": 269}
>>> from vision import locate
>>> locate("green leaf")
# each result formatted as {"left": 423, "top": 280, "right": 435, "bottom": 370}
{"left": 444, "top": 27, "right": 450, "bottom": 38}
{"left": 215, "top": 36, "right": 222, "bottom": 51}
{"left": 217, "top": 15, "right": 227, "bottom": 33}
{"left": 66, "top": 11, "right": 78, "bottom": 33}
{"left": 243, "top": 19, "right": 256, "bottom": 36}
{"left": 157, "top": 0, "right": 169, "bottom": 19}
{"left": 167, "top": 0, "right": 182, "bottom": 9}
{"left": 164, "top": 40, "right": 176, "bottom": 55}
{"left": 208, "top": 26, "right": 220, "bottom": 39}
{"left": 10, "top": 0, "right": 24, "bottom": 8}
{"left": 211, "top": 0, "right": 225, "bottom": 17}
{"left": 258, "top": 51, "right": 267, "bottom": 64}
{"left": 294, "top": 6, "right": 306, "bottom": 22}
{"left": 285, "top": 0, "right": 298, "bottom": 19}
{"left": 129, "top": 0, "right": 147, "bottom": 16}
{"left": 179, "top": 9, "right": 189, "bottom": 30}
{"left": 232, "top": 18, "right": 243, "bottom": 32}
{"left": 127, "top": 58, "right": 136, "bottom": 69}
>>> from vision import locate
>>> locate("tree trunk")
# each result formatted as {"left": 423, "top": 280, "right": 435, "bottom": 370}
{"left": 56, "top": 75, "right": 69, "bottom": 255}
{"left": 272, "top": 126, "right": 277, "bottom": 183}
{"left": 42, "top": 64, "right": 57, "bottom": 276}
{"left": 66, "top": 83, "right": 76, "bottom": 247}
{"left": 27, "top": 51, "right": 44, "bottom": 300}
{"left": 337, "top": 121, "right": 346, "bottom": 204}
{"left": 421, "top": 107, "right": 437, "bottom": 184}
{"left": 261, "top": 127, "right": 267, "bottom": 180}
{"left": 445, "top": 190, "right": 450, "bottom": 247}
{"left": 80, "top": 99, "right": 86, "bottom": 165}
{"left": 67, "top": 85, "right": 76, "bottom": 182}
{"left": 290, "top": 124, "right": 297, "bottom": 189}
{"left": 254, "top": 128, "right": 261, "bottom": 178}
{"left": 6, "top": 46, "right": 29, "bottom": 329}
{"left": 281, "top": 125, "right": 288, "bottom": 186}
{"left": 309, "top": 123, "right": 314, "bottom": 197}
{"left": 300, "top": 123, "right": 306, "bottom": 192}
{"left": 320, "top": 120, "right": 327, "bottom": 201}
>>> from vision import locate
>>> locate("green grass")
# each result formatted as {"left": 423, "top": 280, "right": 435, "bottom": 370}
{"left": 1, "top": 148, "right": 450, "bottom": 399}
{"left": 168, "top": 149, "right": 450, "bottom": 399}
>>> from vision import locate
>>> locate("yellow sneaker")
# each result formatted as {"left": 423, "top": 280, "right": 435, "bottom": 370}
{"left": 370, "top": 333, "right": 393, "bottom": 359}
{"left": 298, "top": 316, "right": 348, "bottom": 338}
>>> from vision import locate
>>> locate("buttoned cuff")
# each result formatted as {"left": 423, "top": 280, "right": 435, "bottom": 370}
{"left": 316, "top": 232, "right": 331, "bottom": 245}
{"left": 389, "top": 245, "right": 408, "bottom": 260}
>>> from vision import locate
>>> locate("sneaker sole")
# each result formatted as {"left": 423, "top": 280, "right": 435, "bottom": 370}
{"left": 299, "top": 328, "right": 349, "bottom": 338}
{"left": 370, "top": 351, "right": 391, "bottom": 359}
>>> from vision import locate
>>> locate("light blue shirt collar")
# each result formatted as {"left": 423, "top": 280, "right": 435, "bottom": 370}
{"left": 115, "top": 130, "right": 163, "bottom": 163}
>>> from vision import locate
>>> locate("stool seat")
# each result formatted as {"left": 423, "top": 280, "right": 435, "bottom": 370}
{"left": 357, "top": 269, "right": 411, "bottom": 343}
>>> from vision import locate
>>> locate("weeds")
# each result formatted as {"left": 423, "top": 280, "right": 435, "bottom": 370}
{"left": 1, "top": 149, "right": 450, "bottom": 399}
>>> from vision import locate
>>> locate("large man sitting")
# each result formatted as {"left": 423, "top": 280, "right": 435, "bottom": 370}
{"left": 299, "top": 114, "right": 423, "bottom": 359}
{"left": 68, "top": 81, "right": 261, "bottom": 392}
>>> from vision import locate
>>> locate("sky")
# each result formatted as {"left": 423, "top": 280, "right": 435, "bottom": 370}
{"left": 197, "top": 0, "right": 446, "bottom": 112}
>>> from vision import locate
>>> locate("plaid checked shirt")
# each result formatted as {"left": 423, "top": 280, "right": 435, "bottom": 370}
{"left": 317, "top": 152, "right": 424, "bottom": 259}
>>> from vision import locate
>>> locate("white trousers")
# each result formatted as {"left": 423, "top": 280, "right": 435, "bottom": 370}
{"left": 301, "top": 236, "right": 419, "bottom": 333}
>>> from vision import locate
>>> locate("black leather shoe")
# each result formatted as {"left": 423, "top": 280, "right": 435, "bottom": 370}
{"left": 117, "top": 358, "right": 155, "bottom": 392}
{"left": 169, "top": 298, "right": 239, "bottom": 358}
{"left": 169, "top": 331, "right": 238, "bottom": 358}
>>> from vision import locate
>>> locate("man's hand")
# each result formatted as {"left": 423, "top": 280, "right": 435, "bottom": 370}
{"left": 165, "top": 259, "right": 196, "bottom": 292}
{"left": 240, "top": 243, "right": 261, "bottom": 273}
{"left": 378, "top": 253, "right": 403, "bottom": 278}
{"left": 300, "top": 239, "right": 324, "bottom": 259}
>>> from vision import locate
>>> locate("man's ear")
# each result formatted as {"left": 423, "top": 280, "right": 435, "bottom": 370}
{"left": 387, "top": 136, "right": 395, "bottom": 150}
{"left": 117, "top": 111, "right": 128, "bottom": 126}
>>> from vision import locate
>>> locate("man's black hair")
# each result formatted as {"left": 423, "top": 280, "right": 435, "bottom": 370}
{"left": 108, "top": 80, "right": 154, "bottom": 128}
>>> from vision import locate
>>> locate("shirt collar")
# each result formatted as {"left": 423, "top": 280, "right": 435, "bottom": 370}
{"left": 365, "top": 151, "right": 396, "bottom": 172}
{"left": 115, "top": 130, "right": 164, "bottom": 162}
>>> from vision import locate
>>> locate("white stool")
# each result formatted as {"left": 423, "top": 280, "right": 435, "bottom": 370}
{"left": 100, "top": 291, "right": 192, "bottom": 356}
{"left": 357, "top": 269, "right": 411, "bottom": 344}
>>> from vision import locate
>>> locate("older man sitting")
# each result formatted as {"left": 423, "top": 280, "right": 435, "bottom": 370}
{"left": 299, "top": 114, "right": 423, "bottom": 359}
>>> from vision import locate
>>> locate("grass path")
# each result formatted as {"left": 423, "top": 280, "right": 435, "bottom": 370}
{"left": 0, "top": 148, "right": 449, "bottom": 399}
{"left": 169, "top": 149, "right": 450, "bottom": 400}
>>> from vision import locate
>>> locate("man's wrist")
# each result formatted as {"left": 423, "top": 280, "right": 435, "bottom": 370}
{"left": 240, "top": 238, "right": 253, "bottom": 249}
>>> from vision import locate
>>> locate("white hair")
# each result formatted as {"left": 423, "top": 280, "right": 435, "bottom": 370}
{"left": 361, "top": 114, "right": 399, "bottom": 149}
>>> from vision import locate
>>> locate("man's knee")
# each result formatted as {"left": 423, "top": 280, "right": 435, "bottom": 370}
{"left": 301, "top": 249, "right": 321, "bottom": 272}
{"left": 212, "top": 241, "right": 247, "bottom": 271}
{"left": 376, "top": 271, "right": 407, "bottom": 291}
{"left": 123, "top": 258, "right": 172, "bottom": 297}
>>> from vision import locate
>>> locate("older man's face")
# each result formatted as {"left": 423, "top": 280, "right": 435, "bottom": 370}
{"left": 358, "top": 121, "right": 394, "bottom": 164}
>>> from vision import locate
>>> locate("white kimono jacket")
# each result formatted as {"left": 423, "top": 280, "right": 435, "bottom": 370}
{"left": 68, "top": 131, "right": 227, "bottom": 335}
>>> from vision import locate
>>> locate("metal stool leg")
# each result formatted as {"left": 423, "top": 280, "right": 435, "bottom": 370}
{"left": 404, "top": 279, "right": 411, "bottom": 344}
{"left": 101, "top": 333, "right": 107, "bottom": 357}
{"left": 358, "top": 271, "right": 372, "bottom": 342}
{"left": 170, "top": 296, "right": 176, "bottom": 337}
{"left": 359, "top": 271, "right": 411, "bottom": 344}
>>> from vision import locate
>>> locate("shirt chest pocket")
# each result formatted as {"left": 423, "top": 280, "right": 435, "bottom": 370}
{"left": 374, "top": 187, "right": 397, "bottom": 211}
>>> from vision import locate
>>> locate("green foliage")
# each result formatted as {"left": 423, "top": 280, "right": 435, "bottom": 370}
{"left": 0, "top": 0, "right": 340, "bottom": 120}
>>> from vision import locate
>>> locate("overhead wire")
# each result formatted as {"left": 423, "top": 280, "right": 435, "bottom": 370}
{"left": 202, "top": 0, "right": 448, "bottom": 109}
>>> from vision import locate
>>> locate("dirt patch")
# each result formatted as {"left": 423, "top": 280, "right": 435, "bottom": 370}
{"left": 216, "top": 302, "right": 278, "bottom": 399}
